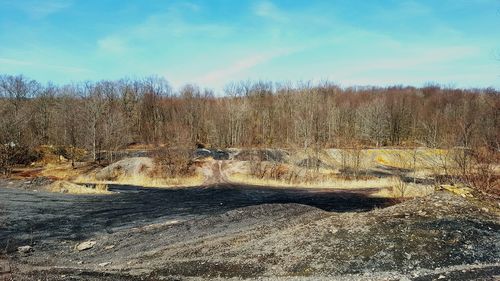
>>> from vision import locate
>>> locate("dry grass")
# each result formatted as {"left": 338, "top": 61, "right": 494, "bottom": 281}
{"left": 322, "top": 148, "right": 452, "bottom": 179}
{"left": 228, "top": 173, "right": 433, "bottom": 198}
{"left": 439, "top": 185, "right": 474, "bottom": 198}
{"left": 229, "top": 172, "right": 392, "bottom": 189}
{"left": 374, "top": 179, "right": 434, "bottom": 198}
{"left": 377, "top": 184, "right": 434, "bottom": 198}
{"left": 48, "top": 181, "right": 111, "bottom": 195}
{"left": 39, "top": 163, "right": 83, "bottom": 180}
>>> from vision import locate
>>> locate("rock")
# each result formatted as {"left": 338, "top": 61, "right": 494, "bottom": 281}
{"left": 104, "top": 245, "right": 115, "bottom": 250}
{"left": 17, "top": 245, "right": 33, "bottom": 254}
{"left": 76, "top": 241, "right": 96, "bottom": 251}
{"left": 98, "top": 262, "right": 111, "bottom": 267}
{"left": 438, "top": 274, "right": 446, "bottom": 279}
{"left": 481, "top": 207, "right": 489, "bottom": 213}
{"left": 0, "top": 260, "right": 11, "bottom": 273}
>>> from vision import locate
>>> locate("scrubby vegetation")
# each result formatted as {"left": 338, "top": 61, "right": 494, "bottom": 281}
{"left": 151, "top": 148, "right": 196, "bottom": 179}
{"left": 227, "top": 147, "right": 493, "bottom": 198}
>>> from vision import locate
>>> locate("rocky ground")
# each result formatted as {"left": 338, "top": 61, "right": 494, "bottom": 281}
{"left": 0, "top": 180, "right": 498, "bottom": 280}
{"left": 0, "top": 160, "right": 499, "bottom": 280}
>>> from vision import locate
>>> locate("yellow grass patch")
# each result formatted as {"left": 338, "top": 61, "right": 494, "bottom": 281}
{"left": 48, "top": 181, "right": 111, "bottom": 195}
{"left": 439, "top": 185, "right": 474, "bottom": 198}
{"left": 40, "top": 163, "right": 80, "bottom": 180}
{"left": 374, "top": 183, "right": 434, "bottom": 198}
{"left": 229, "top": 172, "right": 394, "bottom": 189}
{"left": 229, "top": 173, "right": 434, "bottom": 198}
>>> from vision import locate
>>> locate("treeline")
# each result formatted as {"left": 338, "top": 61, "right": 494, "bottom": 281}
{"left": 1, "top": 74, "right": 499, "bottom": 160}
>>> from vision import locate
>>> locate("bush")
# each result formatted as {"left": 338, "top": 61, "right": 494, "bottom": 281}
{"left": 249, "top": 161, "right": 335, "bottom": 185}
{"left": 0, "top": 144, "right": 42, "bottom": 175}
{"left": 467, "top": 148, "right": 500, "bottom": 197}
{"left": 151, "top": 148, "right": 195, "bottom": 178}
{"left": 391, "top": 176, "right": 408, "bottom": 198}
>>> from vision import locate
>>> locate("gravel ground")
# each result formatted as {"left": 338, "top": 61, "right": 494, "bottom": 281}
{"left": 0, "top": 179, "right": 499, "bottom": 280}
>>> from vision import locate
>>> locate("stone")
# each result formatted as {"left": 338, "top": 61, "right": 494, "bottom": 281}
{"left": 17, "top": 246, "right": 33, "bottom": 254}
{"left": 104, "top": 245, "right": 115, "bottom": 250}
{"left": 98, "top": 262, "right": 111, "bottom": 267}
{"left": 76, "top": 241, "right": 96, "bottom": 251}
{"left": 0, "top": 259, "right": 11, "bottom": 273}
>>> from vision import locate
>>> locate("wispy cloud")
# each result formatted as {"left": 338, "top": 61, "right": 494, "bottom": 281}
{"left": 136, "top": 17, "right": 232, "bottom": 38}
{"left": 253, "top": 1, "right": 289, "bottom": 22}
{"left": 2, "top": 0, "right": 73, "bottom": 19}
{"left": 97, "top": 36, "right": 128, "bottom": 54}
{"left": 195, "top": 48, "right": 298, "bottom": 87}
{"left": 96, "top": 2, "right": 233, "bottom": 55}
{"left": 344, "top": 46, "right": 480, "bottom": 73}
{"left": 0, "top": 57, "right": 89, "bottom": 74}
{"left": 324, "top": 45, "right": 482, "bottom": 86}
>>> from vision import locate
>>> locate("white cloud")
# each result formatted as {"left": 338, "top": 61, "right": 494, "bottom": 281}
{"left": 97, "top": 36, "right": 128, "bottom": 54}
{"left": 95, "top": 2, "right": 233, "bottom": 55}
{"left": 196, "top": 55, "right": 271, "bottom": 85}
{"left": 195, "top": 48, "right": 298, "bottom": 88}
{"left": 342, "top": 46, "right": 480, "bottom": 73}
{"left": 323, "top": 45, "right": 485, "bottom": 87}
{"left": 0, "top": 56, "right": 89, "bottom": 74}
{"left": 253, "top": 1, "right": 288, "bottom": 22}
{"left": 4, "top": 0, "right": 74, "bottom": 19}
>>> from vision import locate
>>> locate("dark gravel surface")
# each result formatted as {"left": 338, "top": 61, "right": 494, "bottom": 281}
{"left": 1, "top": 181, "right": 499, "bottom": 280}
{"left": 0, "top": 182, "right": 391, "bottom": 252}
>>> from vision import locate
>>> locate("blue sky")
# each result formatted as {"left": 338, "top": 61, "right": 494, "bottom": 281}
{"left": 0, "top": 0, "right": 499, "bottom": 92}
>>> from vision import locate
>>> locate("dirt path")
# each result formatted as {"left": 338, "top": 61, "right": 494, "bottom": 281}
{"left": 202, "top": 160, "right": 227, "bottom": 185}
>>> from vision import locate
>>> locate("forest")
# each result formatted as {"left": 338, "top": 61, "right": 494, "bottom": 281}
{"left": 1, "top": 74, "right": 498, "bottom": 156}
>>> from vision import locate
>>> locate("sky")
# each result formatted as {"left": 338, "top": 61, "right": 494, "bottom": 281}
{"left": 0, "top": 0, "right": 499, "bottom": 93}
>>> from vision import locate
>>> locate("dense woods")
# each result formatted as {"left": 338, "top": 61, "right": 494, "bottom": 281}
{"left": 0, "top": 74, "right": 499, "bottom": 158}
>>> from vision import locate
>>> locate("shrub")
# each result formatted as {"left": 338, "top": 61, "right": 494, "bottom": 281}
{"left": 151, "top": 148, "right": 195, "bottom": 178}
{"left": 391, "top": 176, "right": 408, "bottom": 198}
{"left": 467, "top": 148, "right": 499, "bottom": 197}
{"left": 0, "top": 144, "right": 42, "bottom": 175}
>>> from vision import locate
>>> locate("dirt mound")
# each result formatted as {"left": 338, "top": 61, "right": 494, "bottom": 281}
{"left": 95, "top": 157, "right": 153, "bottom": 181}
